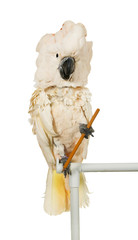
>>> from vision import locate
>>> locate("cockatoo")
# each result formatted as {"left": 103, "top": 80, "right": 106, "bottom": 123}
{"left": 29, "top": 21, "right": 93, "bottom": 215}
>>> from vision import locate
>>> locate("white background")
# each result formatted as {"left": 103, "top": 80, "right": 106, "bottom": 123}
{"left": 0, "top": 0, "right": 138, "bottom": 240}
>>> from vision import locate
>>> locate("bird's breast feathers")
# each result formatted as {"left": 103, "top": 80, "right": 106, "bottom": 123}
{"left": 33, "top": 86, "right": 91, "bottom": 107}
{"left": 29, "top": 86, "right": 92, "bottom": 139}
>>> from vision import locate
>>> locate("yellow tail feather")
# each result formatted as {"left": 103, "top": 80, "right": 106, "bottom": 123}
{"left": 44, "top": 168, "right": 89, "bottom": 215}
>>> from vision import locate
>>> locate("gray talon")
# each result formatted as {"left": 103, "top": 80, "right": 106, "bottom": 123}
{"left": 59, "top": 156, "right": 70, "bottom": 177}
{"left": 79, "top": 123, "right": 94, "bottom": 139}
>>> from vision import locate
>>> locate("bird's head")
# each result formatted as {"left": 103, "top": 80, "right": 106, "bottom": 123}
{"left": 35, "top": 21, "right": 92, "bottom": 88}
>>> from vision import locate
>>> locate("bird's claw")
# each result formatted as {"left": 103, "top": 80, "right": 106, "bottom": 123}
{"left": 79, "top": 123, "right": 94, "bottom": 139}
{"left": 59, "top": 156, "right": 70, "bottom": 177}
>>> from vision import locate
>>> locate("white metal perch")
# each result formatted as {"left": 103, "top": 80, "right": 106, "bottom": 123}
{"left": 56, "top": 109, "right": 138, "bottom": 240}
{"left": 56, "top": 160, "right": 138, "bottom": 240}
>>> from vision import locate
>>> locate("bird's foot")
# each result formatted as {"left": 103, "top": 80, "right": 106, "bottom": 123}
{"left": 59, "top": 156, "right": 70, "bottom": 177}
{"left": 79, "top": 123, "right": 94, "bottom": 139}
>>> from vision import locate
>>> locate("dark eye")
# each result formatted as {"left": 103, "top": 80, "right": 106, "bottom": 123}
{"left": 56, "top": 53, "right": 59, "bottom": 58}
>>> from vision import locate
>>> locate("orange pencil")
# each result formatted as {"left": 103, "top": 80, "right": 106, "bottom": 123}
{"left": 63, "top": 108, "right": 100, "bottom": 170}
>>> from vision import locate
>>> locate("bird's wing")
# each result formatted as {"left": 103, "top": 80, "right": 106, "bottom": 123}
{"left": 29, "top": 88, "right": 57, "bottom": 166}
{"left": 76, "top": 88, "right": 92, "bottom": 160}
{"left": 81, "top": 88, "right": 92, "bottom": 123}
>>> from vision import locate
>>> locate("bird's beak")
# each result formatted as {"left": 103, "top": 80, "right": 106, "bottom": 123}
{"left": 59, "top": 57, "right": 75, "bottom": 80}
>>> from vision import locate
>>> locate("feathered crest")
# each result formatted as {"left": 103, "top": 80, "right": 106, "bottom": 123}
{"left": 35, "top": 21, "right": 92, "bottom": 89}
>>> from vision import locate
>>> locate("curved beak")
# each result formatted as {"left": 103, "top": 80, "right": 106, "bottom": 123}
{"left": 59, "top": 57, "right": 75, "bottom": 80}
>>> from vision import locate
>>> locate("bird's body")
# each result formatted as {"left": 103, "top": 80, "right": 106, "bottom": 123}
{"left": 29, "top": 21, "right": 93, "bottom": 215}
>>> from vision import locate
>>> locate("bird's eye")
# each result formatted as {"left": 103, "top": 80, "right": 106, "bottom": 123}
{"left": 56, "top": 53, "right": 59, "bottom": 58}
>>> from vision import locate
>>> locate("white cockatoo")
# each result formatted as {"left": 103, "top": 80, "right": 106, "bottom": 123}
{"left": 29, "top": 21, "right": 93, "bottom": 215}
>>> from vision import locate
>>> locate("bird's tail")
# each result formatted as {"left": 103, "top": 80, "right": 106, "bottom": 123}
{"left": 44, "top": 168, "right": 89, "bottom": 215}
